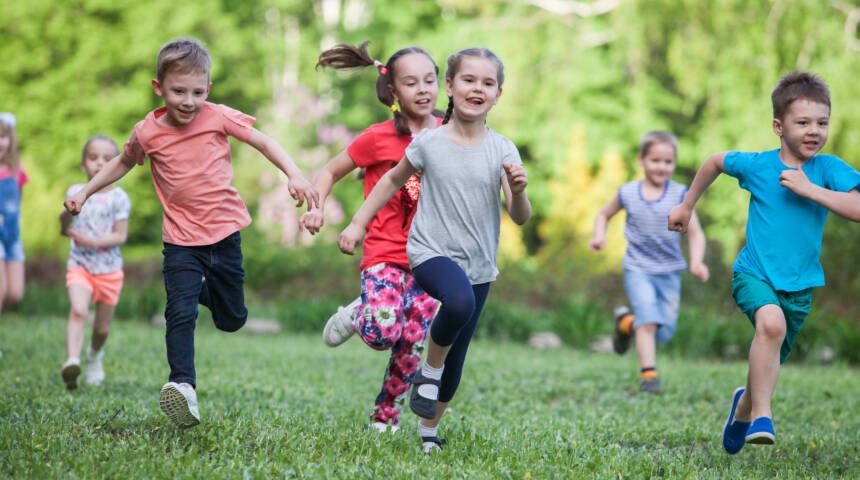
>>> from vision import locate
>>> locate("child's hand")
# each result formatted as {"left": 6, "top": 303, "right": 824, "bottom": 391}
{"left": 779, "top": 167, "right": 814, "bottom": 198}
{"left": 337, "top": 221, "right": 364, "bottom": 255}
{"left": 689, "top": 262, "right": 710, "bottom": 282}
{"left": 503, "top": 163, "right": 528, "bottom": 195}
{"left": 69, "top": 231, "right": 98, "bottom": 248}
{"left": 288, "top": 176, "right": 321, "bottom": 210}
{"left": 64, "top": 191, "right": 87, "bottom": 215}
{"left": 668, "top": 203, "right": 693, "bottom": 234}
{"left": 299, "top": 209, "right": 325, "bottom": 235}
{"left": 588, "top": 236, "right": 606, "bottom": 252}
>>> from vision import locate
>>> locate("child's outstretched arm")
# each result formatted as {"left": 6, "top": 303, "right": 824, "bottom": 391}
{"left": 298, "top": 151, "right": 357, "bottom": 235}
{"left": 502, "top": 163, "right": 531, "bottom": 225}
{"left": 68, "top": 220, "right": 129, "bottom": 249}
{"left": 245, "top": 129, "right": 320, "bottom": 210}
{"left": 338, "top": 156, "right": 416, "bottom": 255}
{"left": 60, "top": 210, "right": 74, "bottom": 236}
{"left": 686, "top": 210, "right": 709, "bottom": 282}
{"left": 588, "top": 195, "right": 622, "bottom": 252}
{"left": 668, "top": 151, "right": 728, "bottom": 234}
{"left": 64, "top": 153, "right": 135, "bottom": 215}
{"left": 779, "top": 169, "right": 860, "bottom": 222}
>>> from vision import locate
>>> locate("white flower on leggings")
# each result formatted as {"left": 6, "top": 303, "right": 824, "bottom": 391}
{"left": 374, "top": 305, "right": 398, "bottom": 328}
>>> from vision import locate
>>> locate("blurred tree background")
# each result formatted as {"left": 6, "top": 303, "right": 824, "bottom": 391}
{"left": 2, "top": 0, "right": 858, "bottom": 359}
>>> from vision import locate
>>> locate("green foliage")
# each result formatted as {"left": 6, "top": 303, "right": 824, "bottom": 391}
{"left": 2, "top": 316, "right": 860, "bottom": 478}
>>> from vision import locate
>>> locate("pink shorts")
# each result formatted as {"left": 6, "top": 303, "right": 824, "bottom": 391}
{"left": 66, "top": 266, "right": 124, "bottom": 306}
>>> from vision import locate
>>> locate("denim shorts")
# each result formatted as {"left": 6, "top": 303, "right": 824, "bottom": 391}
{"left": 623, "top": 269, "right": 681, "bottom": 345}
{"left": 731, "top": 271, "right": 813, "bottom": 364}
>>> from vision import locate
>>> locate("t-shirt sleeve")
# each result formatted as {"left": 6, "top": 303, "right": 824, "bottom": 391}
{"left": 823, "top": 156, "right": 860, "bottom": 193}
{"left": 499, "top": 137, "right": 523, "bottom": 177}
{"left": 405, "top": 129, "right": 430, "bottom": 171}
{"left": 16, "top": 168, "right": 28, "bottom": 189}
{"left": 346, "top": 127, "right": 378, "bottom": 168}
{"left": 722, "top": 151, "right": 755, "bottom": 188}
{"left": 113, "top": 188, "right": 131, "bottom": 222}
{"left": 123, "top": 128, "right": 147, "bottom": 165}
{"left": 617, "top": 185, "right": 626, "bottom": 210}
{"left": 218, "top": 104, "right": 256, "bottom": 142}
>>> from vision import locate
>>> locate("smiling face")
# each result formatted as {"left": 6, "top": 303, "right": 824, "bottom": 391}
{"left": 81, "top": 138, "right": 118, "bottom": 180}
{"left": 774, "top": 98, "right": 830, "bottom": 162}
{"left": 638, "top": 142, "right": 677, "bottom": 188}
{"left": 151, "top": 69, "right": 211, "bottom": 127}
{"left": 445, "top": 56, "right": 502, "bottom": 122}
{"left": 389, "top": 53, "right": 438, "bottom": 121}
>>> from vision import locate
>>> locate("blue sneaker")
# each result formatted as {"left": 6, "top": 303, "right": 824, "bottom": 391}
{"left": 745, "top": 417, "right": 775, "bottom": 445}
{"left": 722, "top": 386, "right": 750, "bottom": 454}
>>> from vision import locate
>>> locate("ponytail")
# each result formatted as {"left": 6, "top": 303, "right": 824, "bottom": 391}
{"left": 317, "top": 42, "right": 439, "bottom": 136}
{"left": 442, "top": 97, "right": 454, "bottom": 125}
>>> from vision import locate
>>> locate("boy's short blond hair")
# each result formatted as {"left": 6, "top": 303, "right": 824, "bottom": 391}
{"left": 771, "top": 71, "right": 830, "bottom": 120}
{"left": 156, "top": 38, "right": 211, "bottom": 83}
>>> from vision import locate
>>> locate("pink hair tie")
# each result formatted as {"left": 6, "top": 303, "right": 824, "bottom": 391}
{"left": 373, "top": 60, "right": 388, "bottom": 76}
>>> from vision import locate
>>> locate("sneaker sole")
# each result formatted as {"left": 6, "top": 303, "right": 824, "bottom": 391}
{"left": 61, "top": 364, "right": 80, "bottom": 390}
{"left": 745, "top": 431, "right": 775, "bottom": 444}
{"left": 159, "top": 385, "right": 200, "bottom": 428}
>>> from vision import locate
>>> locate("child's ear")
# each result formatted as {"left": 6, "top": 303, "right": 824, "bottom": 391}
{"left": 445, "top": 77, "right": 454, "bottom": 98}
{"left": 152, "top": 79, "right": 163, "bottom": 97}
{"left": 772, "top": 117, "right": 783, "bottom": 136}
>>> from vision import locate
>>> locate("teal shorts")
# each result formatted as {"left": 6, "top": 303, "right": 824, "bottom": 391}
{"left": 731, "top": 271, "right": 813, "bottom": 364}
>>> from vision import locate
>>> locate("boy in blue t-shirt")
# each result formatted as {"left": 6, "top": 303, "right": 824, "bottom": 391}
{"left": 669, "top": 72, "right": 860, "bottom": 454}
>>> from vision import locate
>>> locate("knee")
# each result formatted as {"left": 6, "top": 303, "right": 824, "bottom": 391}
{"left": 440, "top": 291, "right": 476, "bottom": 324}
{"left": 214, "top": 313, "right": 247, "bottom": 332}
{"left": 755, "top": 311, "right": 786, "bottom": 341}
{"left": 69, "top": 306, "right": 89, "bottom": 323}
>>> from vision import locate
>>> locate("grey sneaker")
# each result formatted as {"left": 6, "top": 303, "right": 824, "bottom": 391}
{"left": 640, "top": 377, "right": 663, "bottom": 395}
{"left": 159, "top": 382, "right": 200, "bottom": 428}
{"left": 61, "top": 358, "right": 81, "bottom": 390}
{"left": 612, "top": 306, "right": 633, "bottom": 354}
{"left": 85, "top": 347, "right": 105, "bottom": 387}
{"left": 322, "top": 297, "right": 360, "bottom": 347}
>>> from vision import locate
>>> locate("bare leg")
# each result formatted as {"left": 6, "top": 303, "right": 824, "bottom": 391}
{"left": 91, "top": 302, "right": 116, "bottom": 351}
{"left": 735, "top": 304, "right": 785, "bottom": 422}
{"left": 423, "top": 336, "right": 452, "bottom": 369}
{"left": 634, "top": 323, "right": 657, "bottom": 370}
{"left": 3, "top": 261, "right": 25, "bottom": 309}
{"left": 0, "top": 262, "right": 7, "bottom": 314}
{"left": 66, "top": 285, "right": 93, "bottom": 359}
{"left": 419, "top": 401, "right": 449, "bottom": 429}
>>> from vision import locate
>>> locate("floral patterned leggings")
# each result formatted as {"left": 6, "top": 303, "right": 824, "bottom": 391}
{"left": 352, "top": 263, "right": 439, "bottom": 427}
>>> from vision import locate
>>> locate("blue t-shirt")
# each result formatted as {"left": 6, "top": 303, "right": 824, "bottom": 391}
{"left": 618, "top": 180, "right": 688, "bottom": 274}
{"left": 724, "top": 149, "right": 860, "bottom": 291}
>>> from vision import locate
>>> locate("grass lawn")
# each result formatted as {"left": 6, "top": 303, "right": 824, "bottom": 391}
{"left": 1, "top": 315, "right": 858, "bottom": 479}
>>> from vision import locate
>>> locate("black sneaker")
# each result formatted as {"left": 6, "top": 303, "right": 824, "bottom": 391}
{"left": 409, "top": 371, "right": 441, "bottom": 419}
{"left": 640, "top": 377, "right": 663, "bottom": 395}
{"left": 612, "top": 306, "right": 633, "bottom": 354}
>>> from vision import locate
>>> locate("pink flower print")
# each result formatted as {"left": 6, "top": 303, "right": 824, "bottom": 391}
{"left": 384, "top": 376, "right": 408, "bottom": 397}
{"left": 374, "top": 404, "right": 399, "bottom": 422}
{"left": 378, "top": 287, "right": 401, "bottom": 308}
{"left": 395, "top": 354, "right": 420, "bottom": 375}
{"left": 378, "top": 322, "right": 401, "bottom": 342}
{"left": 401, "top": 320, "right": 425, "bottom": 344}
{"left": 383, "top": 267, "right": 403, "bottom": 286}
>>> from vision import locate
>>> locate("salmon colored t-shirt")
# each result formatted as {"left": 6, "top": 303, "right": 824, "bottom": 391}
{"left": 347, "top": 118, "right": 442, "bottom": 271}
{"left": 124, "top": 102, "right": 255, "bottom": 246}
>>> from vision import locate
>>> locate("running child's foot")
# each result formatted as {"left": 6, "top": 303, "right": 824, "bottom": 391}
{"left": 421, "top": 436, "right": 446, "bottom": 453}
{"left": 322, "top": 297, "right": 361, "bottom": 347}
{"left": 640, "top": 377, "right": 662, "bottom": 395}
{"left": 84, "top": 347, "right": 105, "bottom": 387}
{"left": 370, "top": 421, "right": 400, "bottom": 433}
{"left": 745, "top": 417, "right": 775, "bottom": 445}
{"left": 612, "top": 306, "right": 633, "bottom": 354}
{"left": 159, "top": 382, "right": 200, "bottom": 428}
{"left": 409, "top": 370, "right": 441, "bottom": 419}
{"left": 61, "top": 358, "right": 81, "bottom": 390}
{"left": 722, "top": 386, "right": 750, "bottom": 454}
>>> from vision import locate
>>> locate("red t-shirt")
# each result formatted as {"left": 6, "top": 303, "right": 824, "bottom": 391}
{"left": 347, "top": 118, "right": 442, "bottom": 270}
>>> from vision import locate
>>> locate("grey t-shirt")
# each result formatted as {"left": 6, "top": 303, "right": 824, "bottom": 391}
{"left": 405, "top": 126, "right": 522, "bottom": 284}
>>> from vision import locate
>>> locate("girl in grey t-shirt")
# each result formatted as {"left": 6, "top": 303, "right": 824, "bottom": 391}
{"left": 338, "top": 47, "right": 531, "bottom": 452}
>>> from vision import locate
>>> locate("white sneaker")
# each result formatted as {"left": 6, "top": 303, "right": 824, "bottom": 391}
{"left": 159, "top": 382, "right": 200, "bottom": 428}
{"left": 85, "top": 347, "right": 105, "bottom": 387}
{"left": 61, "top": 357, "right": 81, "bottom": 390}
{"left": 371, "top": 421, "right": 401, "bottom": 433}
{"left": 322, "top": 297, "right": 361, "bottom": 347}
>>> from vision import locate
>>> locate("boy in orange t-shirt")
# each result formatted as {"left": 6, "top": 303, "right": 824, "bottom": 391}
{"left": 65, "top": 38, "right": 319, "bottom": 428}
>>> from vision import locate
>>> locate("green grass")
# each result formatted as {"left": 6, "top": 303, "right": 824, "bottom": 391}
{"left": 1, "top": 316, "right": 858, "bottom": 479}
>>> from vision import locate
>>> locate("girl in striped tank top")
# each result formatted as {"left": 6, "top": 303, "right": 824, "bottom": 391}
{"left": 589, "top": 131, "right": 709, "bottom": 395}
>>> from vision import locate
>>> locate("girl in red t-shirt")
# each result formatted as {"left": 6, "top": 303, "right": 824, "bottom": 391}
{"left": 300, "top": 41, "right": 442, "bottom": 435}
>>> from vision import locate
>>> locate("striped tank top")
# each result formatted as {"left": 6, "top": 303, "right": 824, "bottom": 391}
{"left": 618, "top": 179, "right": 688, "bottom": 273}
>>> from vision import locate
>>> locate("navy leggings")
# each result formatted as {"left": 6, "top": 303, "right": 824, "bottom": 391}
{"left": 412, "top": 256, "right": 490, "bottom": 403}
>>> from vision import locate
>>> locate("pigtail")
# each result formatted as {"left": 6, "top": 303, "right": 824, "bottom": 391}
{"left": 442, "top": 97, "right": 454, "bottom": 125}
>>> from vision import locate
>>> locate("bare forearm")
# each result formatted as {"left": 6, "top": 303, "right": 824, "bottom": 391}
{"left": 260, "top": 138, "right": 302, "bottom": 180}
{"left": 682, "top": 153, "right": 726, "bottom": 208}
{"left": 82, "top": 155, "right": 134, "bottom": 198}
{"left": 352, "top": 170, "right": 405, "bottom": 228}
{"left": 508, "top": 192, "right": 531, "bottom": 225}
{"left": 688, "top": 229, "right": 706, "bottom": 265}
{"left": 805, "top": 187, "right": 860, "bottom": 222}
{"left": 87, "top": 232, "right": 128, "bottom": 248}
{"left": 60, "top": 211, "right": 74, "bottom": 236}
{"left": 592, "top": 212, "right": 609, "bottom": 239}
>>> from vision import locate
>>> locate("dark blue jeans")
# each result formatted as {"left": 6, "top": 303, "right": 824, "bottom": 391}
{"left": 412, "top": 256, "right": 490, "bottom": 403}
{"left": 162, "top": 231, "right": 248, "bottom": 386}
